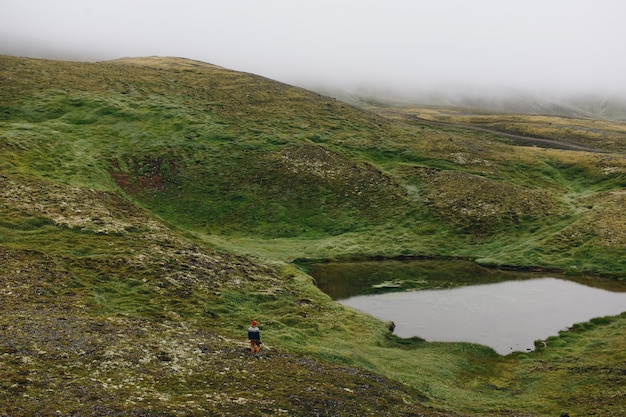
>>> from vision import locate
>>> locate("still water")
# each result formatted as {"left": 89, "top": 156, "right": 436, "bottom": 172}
{"left": 310, "top": 260, "right": 626, "bottom": 355}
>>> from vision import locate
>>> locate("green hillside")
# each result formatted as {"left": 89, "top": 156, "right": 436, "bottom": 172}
{"left": 1, "top": 55, "right": 625, "bottom": 416}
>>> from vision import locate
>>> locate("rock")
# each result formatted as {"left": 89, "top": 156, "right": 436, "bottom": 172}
{"left": 385, "top": 321, "right": 396, "bottom": 333}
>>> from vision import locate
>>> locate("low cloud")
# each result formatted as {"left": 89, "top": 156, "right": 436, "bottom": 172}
{"left": 2, "top": 0, "right": 625, "bottom": 99}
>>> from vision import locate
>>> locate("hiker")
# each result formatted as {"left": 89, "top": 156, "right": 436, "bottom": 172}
{"left": 248, "top": 320, "right": 261, "bottom": 354}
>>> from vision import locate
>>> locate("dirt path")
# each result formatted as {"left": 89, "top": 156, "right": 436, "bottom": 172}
{"left": 375, "top": 109, "right": 607, "bottom": 153}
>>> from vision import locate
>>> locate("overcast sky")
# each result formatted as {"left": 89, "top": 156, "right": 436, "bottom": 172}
{"left": 2, "top": 0, "right": 625, "bottom": 98}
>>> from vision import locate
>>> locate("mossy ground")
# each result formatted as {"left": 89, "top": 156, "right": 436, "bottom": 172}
{"left": 1, "top": 55, "right": 624, "bottom": 415}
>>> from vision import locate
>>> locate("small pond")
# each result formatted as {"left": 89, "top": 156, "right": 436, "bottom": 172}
{"left": 309, "top": 259, "right": 626, "bottom": 355}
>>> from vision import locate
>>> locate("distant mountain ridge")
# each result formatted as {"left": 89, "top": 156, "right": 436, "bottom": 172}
{"left": 316, "top": 86, "right": 626, "bottom": 122}
{"left": 435, "top": 94, "right": 626, "bottom": 122}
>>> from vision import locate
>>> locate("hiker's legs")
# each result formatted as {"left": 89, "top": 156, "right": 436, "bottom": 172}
{"left": 250, "top": 340, "right": 255, "bottom": 353}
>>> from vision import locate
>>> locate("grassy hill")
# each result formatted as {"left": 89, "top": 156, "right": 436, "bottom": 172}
{"left": 1, "top": 55, "right": 625, "bottom": 416}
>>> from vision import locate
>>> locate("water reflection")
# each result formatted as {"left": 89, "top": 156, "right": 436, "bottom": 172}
{"left": 308, "top": 260, "right": 626, "bottom": 355}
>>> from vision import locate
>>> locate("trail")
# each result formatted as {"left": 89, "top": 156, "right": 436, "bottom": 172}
{"left": 374, "top": 109, "right": 607, "bottom": 153}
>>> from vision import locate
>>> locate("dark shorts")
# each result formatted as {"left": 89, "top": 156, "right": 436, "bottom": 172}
{"left": 250, "top": 339, "right": 261, "bottom": 346}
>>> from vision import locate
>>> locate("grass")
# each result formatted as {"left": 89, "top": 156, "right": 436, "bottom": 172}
{"left": 0, "top": 55, "right": 625, "bottom": 416}
{"left": 373, "top": 105, "right": 626, "bottom": 153}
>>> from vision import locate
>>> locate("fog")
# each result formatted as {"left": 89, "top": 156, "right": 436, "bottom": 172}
{"left": 2, "top": 0, "right": 626, "bottom": 100}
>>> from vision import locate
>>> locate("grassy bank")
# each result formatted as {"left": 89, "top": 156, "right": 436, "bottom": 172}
{"left": 1, "top": 55, "right": 625, "bottom": 415}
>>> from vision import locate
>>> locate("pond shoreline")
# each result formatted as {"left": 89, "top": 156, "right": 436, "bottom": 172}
{"left": 295, "top": 254, "right": 626, "bottom": 281}
{"left": 337, "top": 277, "right": 626, "bottom": 355}
{"left": 292, "top": 255, "right": 626, "bottom": 292}
{"left": 307, "top": 256, "right": 626, "bottom": 355}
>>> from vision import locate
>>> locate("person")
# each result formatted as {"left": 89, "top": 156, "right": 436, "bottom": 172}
{"left": 248, "top": 320, "right": 261, "bottom": 354}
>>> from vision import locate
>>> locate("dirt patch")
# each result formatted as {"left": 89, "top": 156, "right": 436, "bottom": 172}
{"left": 109, "top": 157, "right": 180, "bottom": 197}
